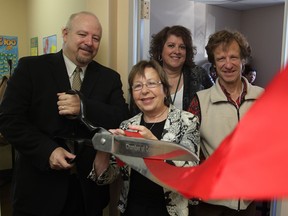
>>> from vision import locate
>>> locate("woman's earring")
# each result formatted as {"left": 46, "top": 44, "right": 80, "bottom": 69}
{"left": 158, "top": 55, "right": 162, "bottom": 62}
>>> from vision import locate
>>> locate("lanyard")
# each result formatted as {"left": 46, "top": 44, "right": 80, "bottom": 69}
{"left": 172, "top": 72, "right": 182, "bottom": 105}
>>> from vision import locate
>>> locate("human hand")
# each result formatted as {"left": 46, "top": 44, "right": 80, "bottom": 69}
{"left": 93, "top": 151, "right": 110, "bottom": 177}
{"left": 127, "top": 125, "right": 157, "bottom": 140}
{"left": 57, "top": 92, "right": 81, "bottom": 116}
{"left": 49, "top": 147, "right": 76, "bottom": 170}
{"left": 109, "top": 128, "right": 142, "bottom": 137}
{"left": 109, "top": 128, "right": 126, "bottom": 136}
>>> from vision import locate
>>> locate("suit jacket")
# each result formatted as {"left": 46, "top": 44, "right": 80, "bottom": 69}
{"left": 0, "top": 51, "right": 129, "bottom": 215}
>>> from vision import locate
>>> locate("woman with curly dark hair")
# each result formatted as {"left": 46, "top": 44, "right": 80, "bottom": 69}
{"left": 149, "top": 25, "right": 214, "bottom": 111}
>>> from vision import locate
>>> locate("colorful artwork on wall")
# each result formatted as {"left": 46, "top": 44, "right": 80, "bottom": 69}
{"left": 0, "top": 35, "right": 18, "bottom": 79}
{"left": 43, "top": 34, "right": 57, "bottom": 54}
{"left": 30, "top": 37, "right": 38, "bottom": 56}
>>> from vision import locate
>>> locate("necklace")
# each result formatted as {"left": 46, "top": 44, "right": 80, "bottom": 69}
{"left": 143, "top": 107, "right": 168, "bottom": 131}
{"left": 171, "top": 72, "right": 182, "bottom": 105}
{"left": 144, "top": 122, "right": 156, "bottom": 131}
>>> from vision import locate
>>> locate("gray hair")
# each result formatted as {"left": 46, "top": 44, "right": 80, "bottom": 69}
{"left": 65, "top": 11, "right": 101, "bottom": 30}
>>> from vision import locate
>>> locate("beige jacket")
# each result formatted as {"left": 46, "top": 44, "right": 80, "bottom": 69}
{"left": 196, "top": 77, "right": 263, "bottom": 210}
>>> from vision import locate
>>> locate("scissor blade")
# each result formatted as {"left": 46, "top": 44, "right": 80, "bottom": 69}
{"left": 92, "top": 133, "right": 199, "bottom": 161}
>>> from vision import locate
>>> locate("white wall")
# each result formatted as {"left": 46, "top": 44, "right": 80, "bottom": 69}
{"left": 241, "top": 5, "right": 284, "bottom": 87}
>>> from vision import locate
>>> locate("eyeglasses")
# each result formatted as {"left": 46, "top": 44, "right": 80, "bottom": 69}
{"left": 131, "top": 80, "right": 162, "bottom": 91}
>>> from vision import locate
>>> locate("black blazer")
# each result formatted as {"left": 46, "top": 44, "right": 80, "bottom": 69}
{"left": 0, "top": 51, "right": 129, "bottom": 215}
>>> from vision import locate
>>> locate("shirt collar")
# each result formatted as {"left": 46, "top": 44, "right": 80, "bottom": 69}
{"left": 219, "top": 78, "right": 247, "bottom": 106}
{"left": 62, "top": 53, "right": 87, "bottom": 78}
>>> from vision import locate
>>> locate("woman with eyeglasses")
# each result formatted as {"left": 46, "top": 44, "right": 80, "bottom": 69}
{"left": 89, "top": 60, "right": 200, "bottom": 216}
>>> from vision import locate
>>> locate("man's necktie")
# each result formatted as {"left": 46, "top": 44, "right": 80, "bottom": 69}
{"left": 72, "top": 67, "right": 82, "bottom": 91}
{"left": 68, "top": 67, "right": 82, "bottom": 167}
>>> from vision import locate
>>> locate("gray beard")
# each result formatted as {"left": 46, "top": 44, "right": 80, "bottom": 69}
{"left": 76, "top": 55, "right": 92, "bottom": 65}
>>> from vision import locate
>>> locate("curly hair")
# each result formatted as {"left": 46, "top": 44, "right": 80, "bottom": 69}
{"left": 205, "top": 29, "right": 251, "bottom": 66}
{"left": 149, "top": 25, "right": 197, "bottom": 68}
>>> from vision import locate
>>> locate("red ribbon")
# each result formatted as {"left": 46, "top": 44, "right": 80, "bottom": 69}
{"left": 126, "top": 64, "right": 288, "bottom": 200}
{"left": 116, "top": 130, "right": 144, "bottom": 167}
{"left": 144, "top": 64, "right": 288, "bottom": 200}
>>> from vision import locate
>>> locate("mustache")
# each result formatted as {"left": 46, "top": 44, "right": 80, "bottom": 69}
{"left": 79, "top": 46, "right": 93, "bottom": 53}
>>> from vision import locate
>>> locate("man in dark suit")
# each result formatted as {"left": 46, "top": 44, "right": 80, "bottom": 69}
{"left": 0, "top": 11, "right": 129, "bottom": 216}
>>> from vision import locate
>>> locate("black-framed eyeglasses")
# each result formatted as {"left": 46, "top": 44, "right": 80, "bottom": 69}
{"left": 132, "top": 80, "right": 162, "bottom": 91}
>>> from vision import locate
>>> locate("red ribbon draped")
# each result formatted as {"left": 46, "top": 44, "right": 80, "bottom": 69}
{"left": 145, "top": 64, "right": 288, "bottom": 200}
{"left": 128, "top": 64, "right": 288, "bottom": 200}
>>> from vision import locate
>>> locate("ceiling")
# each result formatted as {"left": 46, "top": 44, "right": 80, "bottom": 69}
{"left": 191, "top": 0, "right": 285, "bottom": 11}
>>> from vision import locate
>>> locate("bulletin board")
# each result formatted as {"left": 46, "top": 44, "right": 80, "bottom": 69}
{"left": 0, "top": 35, "right": 18, "bottom": 79}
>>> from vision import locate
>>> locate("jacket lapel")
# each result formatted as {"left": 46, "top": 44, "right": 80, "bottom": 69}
{"left": 48, "top": 51, "right": 71, "bottom": 93}
{"left": 80, "top": 61, "right": 99, "bottom": 95}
